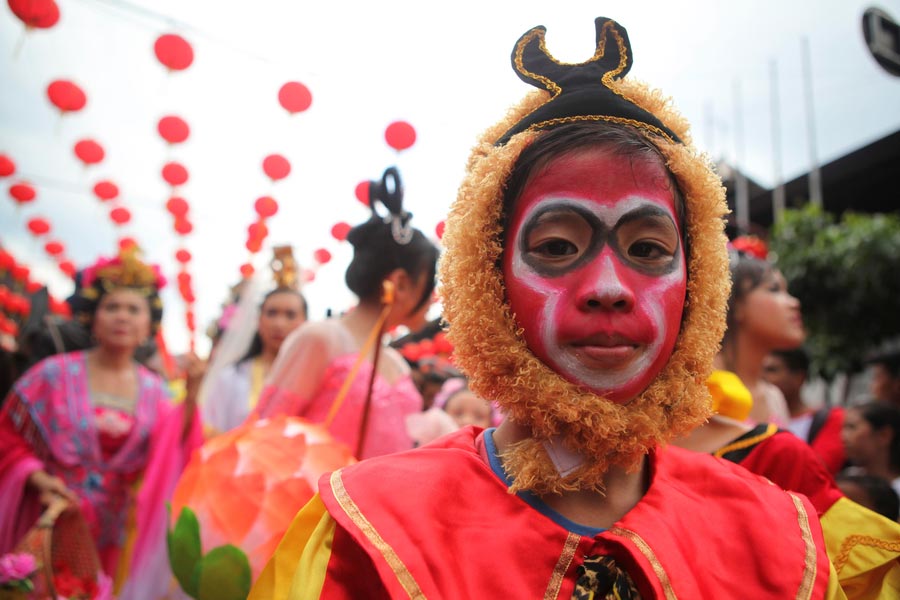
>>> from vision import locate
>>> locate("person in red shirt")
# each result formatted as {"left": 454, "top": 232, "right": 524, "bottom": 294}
{"left": 251, "top": 16, "right": 842, "bottom": 599}
{"left": 763, "top": 347, "right": 847, "bottom": 474}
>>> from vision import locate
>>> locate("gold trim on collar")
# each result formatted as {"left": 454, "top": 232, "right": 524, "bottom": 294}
{"left": 329, "top": 470, "right": 425, "bottom": 599}
{"left": 608, "top": 526, "right": 677, "bottom": 600}
{"left": 543, "top": 532, "right": 580, "bottom": 600}
{"left": 713, "top": 423, "right": 778, "bottom": 458}
{"left": 789, "top": 493, "right": 817, "bottom": 600}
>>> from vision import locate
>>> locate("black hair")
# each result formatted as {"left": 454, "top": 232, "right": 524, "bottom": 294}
{"left": 771, "top": 347, "right": 810, "bottom": 374}
{"left": 835, "top": 472, "right": 900, "bottom": 521}
{"left": 854, "top": 401, "right": 900, "bottom": 471}
{"left": 345, "top": 167, "right": 439, "bottom": 314}
{"left": 867, "top": 348, "right": 900, "bottom": 378}
{"left": 502, "top": 121, "right": 686, "bottom": 243}
{"left": 238, "top": 288, "right": 307, "bottom": 364}
{"left": 721, "top": 252, "right": 772, "bottom": 352}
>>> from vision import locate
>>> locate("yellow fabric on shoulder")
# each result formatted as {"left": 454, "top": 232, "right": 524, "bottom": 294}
{"left": 821, "top": 496, "right": 900, "bottom": 600}
{"left": 249, "top": 493, "right": 336, "bottom": 600}
{"left": 827, "top": 559, "right": 851, "bottom": 600}
{"left": 706, "top": 370, "right": 753, "bottom": 422}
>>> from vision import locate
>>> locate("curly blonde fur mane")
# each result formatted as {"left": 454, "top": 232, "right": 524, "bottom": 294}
{"left": 439, "top": 81, "right": 730, "bottom": 494}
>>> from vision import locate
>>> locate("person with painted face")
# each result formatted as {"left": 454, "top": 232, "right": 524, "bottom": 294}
{"left": 0, "top": 248, "right": 203, "bottom": 596}
{"left": 250, "top": 18, "right": 843, "bottom": 598}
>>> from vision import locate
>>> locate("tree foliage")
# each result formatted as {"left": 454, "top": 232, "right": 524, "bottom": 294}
{"left": 770, "top": 205, "right": 900, "bottom": 381}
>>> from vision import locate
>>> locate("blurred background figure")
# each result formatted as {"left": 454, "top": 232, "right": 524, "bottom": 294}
{"left": 0, "top": 248, "right": 203, "bottom": 596}
{"left": 764, "top": 347, "right": 846, "bottom": 474}
{"left": 405, "top": 375, "right": 500, "bottom": 447}
{"left": 434, "top": 376, "right": 496, "bottom": 430}
{"left": 202, "top": 247, "right": 308, "bottom": 435}
{"left": 253, "top": 166, "right": 440, "bottom": 460}
{"left": 836, "top": 472, "right": 900, "bottom": 522}
{"left": 866, "top": 348, "right": 900, "bottom": 407}
{"left": 840, "top": 400, "right": 900, "bottom": 499}
{"left": 717, "top": 249, "right": 805, "bottom": 427}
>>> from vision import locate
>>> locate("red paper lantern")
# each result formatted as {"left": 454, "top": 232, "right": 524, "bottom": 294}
{"left": 354, "top": 181, "right": 370, "bottom": 206}
{"left": 118, "top": 237, "right": 137, "bottom": 250}
{"left": 58, "top": 260, "right": 76, "bottom": 278}
{"left": 435, "top": 220, "right": 446, "bottom": 240}
{"left": 49, "top": 296, "right": 71, "bottom": 317}
{"left": 46, "top": 79, "right": 86, "bottom": 113}
{"left": 0, "top": 250, "right": 14, "bottom": 270}
{"left": 262, "top": 154, "right": 291, "bottom": 181}
{"left": 166, "top": 196, "right": 189, "bottom": 218}
{"left": 239, "top": 263, "right": 254, "bottom": 278}
{"left": 158, "top": 115, "right": 190, "bottom": 144}
{"left": 11, "top": 264, "right": 29, "bottom": 282}
{"left": 0, "top": 154, "right": 15, "bottom": 178}
{"left": 177, "top": 272, "right": 192, "bottom": 286}
{"left": 330, "top": 222, "right": 351, "bottom": 242}
{"left": 278, "top": 82, "right": 312, "bottom": 114}
{"left": 44, "top": 240, "right": 64, "bottom": 256}
{"left": 162, "top": 162, "right": 189, "bottom": 187}
{"left": 253, "top": 196, "right": 278, "bottom": 219}
{"left": 302, "top": 270, "right": 316, "bottom": 283}
{"left": 154, "top": 33, "right": 194, "bottom": 71}
{"left": 110, "top": 206, "right": 131, "bottom": 225}
{"left": 313, "top": 248, "right": 332, "bottom": 264}
{"left": 186, "top": 310, "right": 196, "bottom": 332}
{"left": 25, "top": 280, "right": 42, "bottom": 294}
{"left": 175, "top": 249, "right": 192, "bottom": 264}
{"left": 9, "top": 182, "right": 36, "bottom": 204}
{"left": 247, "top": 220, "right": 269, "bottom": 241}
{"left": 384, "top": 121, "right": 416, "bottom": 151}
{"left": 9, "top": 0, "right": 60, "bottom": 29}
{"left": 0, "top": 317, "right": 19, "bottom": 337}
{"left": 93, "top": 180, "right": 119, "bottom": 201}
{"left": 74, "top": 139, "right": 104, "bottom": 166}
{"left": 26, "top": 217, "right": 50, "bottom": 236}
{"left": 245, "top": 237, "right": 262, "bottom": 253}
{"left": 174, "top": 218, "right": 193, "bottom": 235}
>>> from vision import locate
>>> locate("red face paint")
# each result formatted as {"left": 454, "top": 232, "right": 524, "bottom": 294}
{"left": 502, "top": 148, "right": 686, "bottom": 403}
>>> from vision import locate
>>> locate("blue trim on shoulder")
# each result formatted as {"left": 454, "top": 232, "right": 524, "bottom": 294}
{"left": 483, "top": 428, "right": 605, "bottom": 537}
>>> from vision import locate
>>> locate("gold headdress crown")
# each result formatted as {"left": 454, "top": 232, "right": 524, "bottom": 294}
{"left": 271, "top": 245, "right": 300, "bottom": 290}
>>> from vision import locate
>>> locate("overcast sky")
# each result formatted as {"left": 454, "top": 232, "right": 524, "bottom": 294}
{"left": 2, "top": 0, "right": 899, "bottom": 354}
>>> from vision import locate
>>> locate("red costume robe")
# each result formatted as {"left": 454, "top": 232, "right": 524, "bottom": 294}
{"left": 718, "top": 423, "right": 900, "bottom": 600}
{"left": 252, "top": 427, "right": 840, "bottom": 599}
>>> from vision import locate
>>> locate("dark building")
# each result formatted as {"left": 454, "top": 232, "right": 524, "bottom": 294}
{"left": 718, "top": 128, "right": 900, "bottom": 234}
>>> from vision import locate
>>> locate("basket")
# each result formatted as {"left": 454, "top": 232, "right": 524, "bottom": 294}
{"left": 13, "top": 498, "right": 101, "bottom": 599}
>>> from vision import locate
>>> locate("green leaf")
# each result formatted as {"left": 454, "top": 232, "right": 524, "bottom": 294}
{"left": 190, "top": 544, "right": 253, "bottom": 600}
{"left": 771, "top": 207, "right": 900, "bottom": 380}
{"left": 167, "top": 505, "right": 203, "bottom": 598}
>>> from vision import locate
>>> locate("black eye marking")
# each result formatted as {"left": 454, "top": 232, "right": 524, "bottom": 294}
{"left": 516, "top": 201, "right": 681, "bottom": 277}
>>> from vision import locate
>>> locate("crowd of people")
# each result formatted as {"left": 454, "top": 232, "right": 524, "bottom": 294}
{"left": 1, "top": 13, "right": 899, "bottom": 600}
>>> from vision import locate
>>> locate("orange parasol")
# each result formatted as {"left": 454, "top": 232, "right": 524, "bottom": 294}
{"left": 170, "top": 416, "right": 355, "bottom": 579}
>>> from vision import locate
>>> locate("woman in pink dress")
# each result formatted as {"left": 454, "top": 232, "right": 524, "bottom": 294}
{"left": 0, "top": 248, "right": 203, "bottom": 596}
{"left": 254, "top": 167, "right": 439, "bottom": 459}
